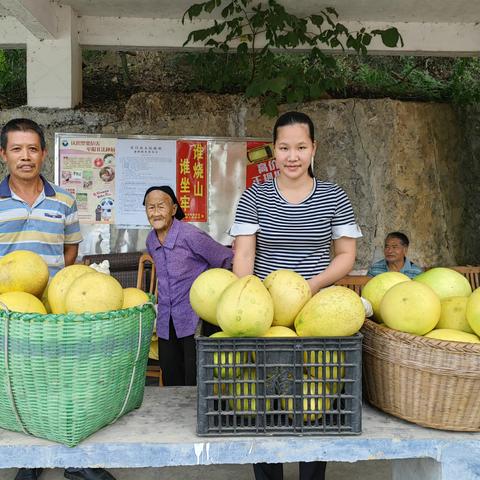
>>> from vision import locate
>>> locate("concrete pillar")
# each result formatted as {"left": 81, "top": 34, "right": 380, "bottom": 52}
{"left": 26, "top": 4, "right": 81, "bottom": 108}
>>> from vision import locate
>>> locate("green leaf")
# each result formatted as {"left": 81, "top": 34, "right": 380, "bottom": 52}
{"left": 182, "top": 3, "right": 204, "bottom": 23}
{"left": 380, "top": 27, "right": 402, "bottom": 48}
{"left": 204, "top": 0, "right": 218, "bottom": 13}
{"left": 309, "top": 14, "right": 324, "bottom": 27}
{"left": 362, "top": 33, "right": 372, "bottom": 46}
{"left": 266, "top": 76, "right": 287, "bottom": 94}
{"left": 325, "top": 7, "right": 338, "bottom": 17}
{"left": 309, "top": 83, "right": 325, "bottom": 99}
{"left": 237, "top": 42, "right": 249, "bottom": 55}
{"left": 261, "top": 96, "right": 279, "bottom": 117}
{"left": 330, "top": 38, "right": 341, "bottom": 48}
{"left": 246, "top": 79, "right": 269, "bottom": 97}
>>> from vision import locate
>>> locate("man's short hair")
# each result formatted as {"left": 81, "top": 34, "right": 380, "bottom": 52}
{"left": 1, "top": 118, "right": 46, "bottom": 151}
{"left": 386, "top": 231, "right": 409, "bottom": 247}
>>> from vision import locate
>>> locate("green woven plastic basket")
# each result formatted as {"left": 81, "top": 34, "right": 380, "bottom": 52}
{"left": 0, "top": 301, "right": 155, "bottom": 447}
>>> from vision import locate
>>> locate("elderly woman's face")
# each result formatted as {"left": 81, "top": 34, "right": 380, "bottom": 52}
{"left": 145, "top": 190, "right": 177, "bottom": 233}
{"left": 384, "top": 237, "right": 407, "bottom": 264}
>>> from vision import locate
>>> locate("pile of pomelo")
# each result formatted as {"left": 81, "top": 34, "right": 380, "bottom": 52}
{"left": 0, "top": 250, "right": 149, "bottom": 315}
{"left": 190, "top": 267, "right": 366, "bottom": 338}
{"left": 362, "top": 267, "right": 480, "bottom": 343}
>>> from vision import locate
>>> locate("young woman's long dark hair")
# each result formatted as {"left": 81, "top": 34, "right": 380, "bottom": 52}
{"left": 273, "top": 111, "right": 315, "bottom": 178}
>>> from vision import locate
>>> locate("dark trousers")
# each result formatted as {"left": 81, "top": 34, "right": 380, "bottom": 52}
{"left": 158, "top": 319, "right": 196, "bottom": 386}
{"left": 253, "top": 461, "right": 326, "bottom": 480}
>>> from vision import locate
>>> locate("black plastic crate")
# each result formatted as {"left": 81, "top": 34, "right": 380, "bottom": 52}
{"left": 196, "top": 334, "right": 362, "bottom": 436}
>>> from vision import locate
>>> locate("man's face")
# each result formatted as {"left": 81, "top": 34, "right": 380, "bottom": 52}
{"left": 384, "top": 237, "right": 408, "bottom": 264}
{"left": 145, "top": 190, "right": 177, "bottom": 233}
{"left": 1, "top": 130, "right": 46, "bottom": 182}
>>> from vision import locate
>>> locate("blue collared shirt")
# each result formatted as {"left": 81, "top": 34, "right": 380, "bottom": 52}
{"left": 0, "top": 175, "right": 82, "bottom": 276}
{"left": 367, "top": 257, "right": 423, "bottom": 279}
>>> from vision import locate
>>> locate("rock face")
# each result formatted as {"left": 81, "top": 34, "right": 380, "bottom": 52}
{"left": 0, "top": 95, "right": 475, "bottom": 268}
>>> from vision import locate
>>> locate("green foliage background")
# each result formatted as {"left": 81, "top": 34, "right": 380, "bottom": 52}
{"left": 173, "top": 52, "right": 480, "bottom": 105}
{"left": 1, "top": 49, "right": 480, "bottom": 108}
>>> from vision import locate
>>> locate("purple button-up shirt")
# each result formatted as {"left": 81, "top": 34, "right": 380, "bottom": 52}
{"left": 146, "top": 218, "right": 233, "bottom": 340}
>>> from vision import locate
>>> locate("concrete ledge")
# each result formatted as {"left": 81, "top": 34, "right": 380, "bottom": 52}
{"left": 0, "top": 387, "right": 479, "bottom": 480}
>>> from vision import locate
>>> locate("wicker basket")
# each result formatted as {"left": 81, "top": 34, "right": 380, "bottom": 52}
{"left": 362, "top": 319, "right": 480, "bottom": 431}
{"left": 0, "top": 302, "right": 155, "bottom": 446}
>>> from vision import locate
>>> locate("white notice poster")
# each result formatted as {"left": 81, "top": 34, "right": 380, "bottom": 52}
{"left": 115, "top": 139, "right": 177, "bottom": 227}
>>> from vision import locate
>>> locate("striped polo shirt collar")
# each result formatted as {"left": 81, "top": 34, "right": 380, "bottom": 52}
{"left": 0, "top": 175, "right": 56, "bottom": 198}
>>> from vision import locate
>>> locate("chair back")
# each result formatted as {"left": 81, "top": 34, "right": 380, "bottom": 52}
{"left": 82, "top": 252, "right": 144, "bottom": 288}
{"left": 136, "top": 253, "right": 162, "bottom": 385}
{"left": 449, "top": 266, "right": 480, "bottom": 291}
{"left": 136, "top": 253, "right": 157, "bottom": 299}
{"left": 334, "top": 275, "right": 370, "bottom": 295}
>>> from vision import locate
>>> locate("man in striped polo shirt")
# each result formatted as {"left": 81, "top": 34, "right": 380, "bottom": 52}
{"left": 0, "top": 118, "right": 82, "bottom": 276}
{"left": 0, "top": 119, "right": 115, "bottom": 480}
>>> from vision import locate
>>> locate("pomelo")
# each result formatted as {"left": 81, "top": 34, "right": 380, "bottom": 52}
{"left": 466, "top": 287, "right": 480, "bottom": 336}
{"left": 263, "top": 269, "right": 311, "bottom": 327}
{"left": 48, "top": 264, "right": 94, "bottom": 314}
{"left": 361, "top": 272, "right": 410, "bottom": 322}
{"left": 229, "top": 369, "right": 272, "bottom": 413}
{"left": 0, "top": 291, "right": 47, "bottom": 314}
{"left": 210, "top": 331, "right": 245, "bottom": 378}
{"left": 304, "top": 350, "right": 345, "bottom": 394}
{"left": 216, "top": 275, "right": 273, "bottom": 337}
{"left": 262, "top": 326, "right": 297, "bottom": 337}
{"left": 436, "top": 296, "right": 472, "bottom": 333}
{"left": 41, "top": 281, "right": 52, "bottom": 313}
{"left": 294, "top": 286, "right": 365, "bottom": 337}
{"left": 190, "top": 268, "right": 238, "bottom": 325}
{"left": 281, "top": 375, "right": 330, "bottom": 422}
{"left": 380, "top": 281, "right": 441, "bottom": 335}
{"left": 122, "top": 287, "right": 149, "bottom": 309}
{"left": 425, "top": 329, "right": 480, "bottom": 343}
{"left": 414, "top": 267, "right": 472, "bottom": 300}
{"left": 64, "top": 272, "right": 124, "bottom": 313}
{"left": 0, "top": 250, "right": 49, "bottom": 297}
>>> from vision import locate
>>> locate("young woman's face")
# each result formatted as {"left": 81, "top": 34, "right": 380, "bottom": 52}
{"left": 274, "top": 123, "right": 316, "bottom": 180}
{"left": 145, "top": 190, "right": 177, "bottom": 234}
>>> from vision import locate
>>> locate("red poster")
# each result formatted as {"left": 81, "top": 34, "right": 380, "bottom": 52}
{"left": 245, "top": 141, "right": 278, "bottom": 188}
{"left": 176, "top": 140, "right": 208, "bottom": 222}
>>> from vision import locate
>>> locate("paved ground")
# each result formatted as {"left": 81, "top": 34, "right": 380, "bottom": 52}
{"left": 0, "top": 460, "right": 391, "bottom": 479}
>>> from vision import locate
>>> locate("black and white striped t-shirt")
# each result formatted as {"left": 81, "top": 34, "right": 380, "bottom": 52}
{"left": 230, "top": 178, "right": 362, "bottom": 280}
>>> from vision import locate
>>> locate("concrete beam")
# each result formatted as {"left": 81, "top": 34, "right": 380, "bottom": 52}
{"left": 26, "top": 4, "right": 81, "bottom": 108}
{"left": 0, "top": 16, "right": 29, "bottom": 47}
{"left": 78, "top": 16, "right": 480, "bottom": 56}
{"left": 0, "top": 0, "right": 57, "bottom": 40}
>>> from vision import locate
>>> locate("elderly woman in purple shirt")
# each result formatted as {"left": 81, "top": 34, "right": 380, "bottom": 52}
{"left": 144, "top": 186, "right": 233, "bottom": 386}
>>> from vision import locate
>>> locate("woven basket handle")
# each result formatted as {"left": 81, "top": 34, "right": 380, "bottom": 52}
{"left": 111, "top": 302, "right": 154, "bottom": 423}
{"left": 0, "top": 301, "right": 29, "bottom": 435}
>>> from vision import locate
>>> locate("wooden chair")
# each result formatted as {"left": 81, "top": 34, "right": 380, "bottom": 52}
{"left": 334, "top": 275, "right": 370, "bottom": 295}
{"left": 136, "top": 253, "right": 162, "bottom": 386}
{"left": 449, "top": 266, "right": 480, "bottom": 290}
{"left": 136, "top": 253, "right": 157, "bottom": 298}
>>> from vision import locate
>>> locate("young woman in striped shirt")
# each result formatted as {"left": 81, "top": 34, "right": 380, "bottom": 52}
{"left": 230, "top": 111, "right": 362, "bottom": 480}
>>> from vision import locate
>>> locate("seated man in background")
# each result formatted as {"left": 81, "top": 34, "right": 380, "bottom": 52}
{"left": 367, "top": 231, "right": 423, "bottom": 279}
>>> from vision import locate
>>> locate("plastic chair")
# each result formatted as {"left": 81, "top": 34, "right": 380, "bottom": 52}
{"left": 136, "top": 253, "right": 162, "bottom": 386}
{"left": 334, "top": 275, "right": 370, "bottom": 295}
{"left": 449, "top": 266, "right": 480, "bottom": 290}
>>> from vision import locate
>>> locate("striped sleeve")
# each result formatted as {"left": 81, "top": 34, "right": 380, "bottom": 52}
{"left": 331, "top": 185, "right": 362, "bottom": 239}
{"left": 230, "top": 184, "right": 260, "bottom": 236}
{"left": 63, "top": 197, "right": 82, "bottom": 244}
